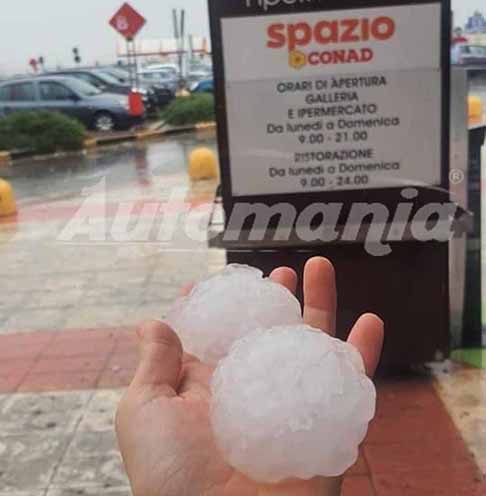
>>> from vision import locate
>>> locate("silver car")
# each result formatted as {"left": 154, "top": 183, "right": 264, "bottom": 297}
{"left": 138, "top": 69, "right": 179, "bottom": 93}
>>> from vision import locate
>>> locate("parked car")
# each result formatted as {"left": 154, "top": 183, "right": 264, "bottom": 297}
{"left": 188, "top": 60, "right": 213, "bottom": 75}
{"left": 186, "top": 71, "right": 212, "bottom": 87}
{"left": 141, "top": 63, "right": 212, "bottom": 90}
{"left": 451, "top": 44, "right": 486, "bottom": 66}
{"left": 99, "top": 67, "right": 175, "bottom": 107}
{"left": 98, "top": 66, "right": 132, "bottom": 84}
{"left": 144, "top": 64, "right": 179, "bottom": 78}
{"left": 45, "top": 68, "right": 158, "bottom": 111}
{"left": 138, "top": 69, "right": 179, "bottom": 94}
{"left": 0, "top": 76, "right": 143, "bottom": 131}
{"left": 191, "top": 79, "right": 214, "bottom": 93}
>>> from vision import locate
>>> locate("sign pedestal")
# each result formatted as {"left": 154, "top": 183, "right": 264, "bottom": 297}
{"left": 226, "top": 242, "right": 449, "bottom": 371}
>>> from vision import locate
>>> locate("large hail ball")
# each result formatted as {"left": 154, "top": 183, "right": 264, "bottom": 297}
{"left": 165, "top": 265, "right": 303, "bottom": 365}
{"left": 210, "top": 325, "right": 376, "bottom": 483}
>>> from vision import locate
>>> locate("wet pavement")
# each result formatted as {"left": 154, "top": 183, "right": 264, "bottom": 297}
{"left": 0, "top": 131, "right": 485, "bottom": 495}
{"left": 3, "top": 131, "right": 217, "bottom": 209}
{"left": 0, "top": 131, "right": 221, "bottom": 334}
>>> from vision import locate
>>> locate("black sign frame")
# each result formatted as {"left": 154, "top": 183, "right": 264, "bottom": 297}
{"left": 208, "top": 0, "right": 451, "bottom": 224}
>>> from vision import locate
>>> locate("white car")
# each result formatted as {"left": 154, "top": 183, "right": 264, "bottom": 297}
{"left": 144, "top": 64, "right": 179, "bottom": 77}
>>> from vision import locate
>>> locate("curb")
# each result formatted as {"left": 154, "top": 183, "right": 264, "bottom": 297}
{"left": 195, "top": 122, "right": 217, "bottom": 131}
{"left": 135, "top": 129, "right": 166, "bottom": 141}
{"left": 0, "top": 122, "right": 217, "bottom": 166}
{"left": 90, "top": 122, "right": 216, "bottom": 144}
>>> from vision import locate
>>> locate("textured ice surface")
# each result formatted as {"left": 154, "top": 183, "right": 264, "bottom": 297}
{"left": 210, "top": 325, "right": 376, "bottom": 482}
{"left": 165, "top": 265, "right": 303, "bottom": 364}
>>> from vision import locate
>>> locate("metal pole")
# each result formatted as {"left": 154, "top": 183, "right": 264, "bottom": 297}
{"left": 126, "top": 39, "right": 133, "bottom": 88}
{"left": 188, "top": 34, "right": 194, "bottom": 61}
{"left": 134, "top": 39, "right": 139, "bottom": 89}
{"left": 173, "top": 9, "right": 182, "bottom": 88}
{"left": 172, "top": 9, "right": 179, "bottom": 39}
{"left": 180, "top": 9, "right": 186, "bottom": 81}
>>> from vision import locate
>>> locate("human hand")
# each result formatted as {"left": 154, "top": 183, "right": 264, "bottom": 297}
{"left": 116, "top": 257, "right": 384, "bottom": 496}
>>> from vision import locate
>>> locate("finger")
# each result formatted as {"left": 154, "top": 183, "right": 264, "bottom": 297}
{"left": 347, "top": 313, "right": 384, "bottom": 378}
{"left": 303, "top": 257, "right": 337, "bottom": 335}
{"left": 131, "top": 320, "right": 183, "bottom": 396}
{"left": 178, "top": 361, "right": 213, "bottom": 400}
{"left": 269, "top": 267, "right": 298, "bottom": 294}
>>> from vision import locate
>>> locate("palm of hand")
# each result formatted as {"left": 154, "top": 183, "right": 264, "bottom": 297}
{"left": 119, "top": 355, "right": 342, "bottom": 496}
{"left": 116, "top": 259, "right": 384, "bottom": 496}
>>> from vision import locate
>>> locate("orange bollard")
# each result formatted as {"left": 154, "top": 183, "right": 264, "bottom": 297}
{"left": 129, "top": 91, "right": 145, "bottom": 117}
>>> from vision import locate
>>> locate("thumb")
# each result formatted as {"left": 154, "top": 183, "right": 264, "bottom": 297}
{"left": 130, "top": 320, "right": 183, "bottom": 396}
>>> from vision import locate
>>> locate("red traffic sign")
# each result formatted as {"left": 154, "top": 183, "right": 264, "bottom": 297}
{"left": 109, "top": 3, "right": 146, "bottom": 40}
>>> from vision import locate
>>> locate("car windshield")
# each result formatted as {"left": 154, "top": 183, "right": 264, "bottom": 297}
{"left": 143, "top": 72, "right": 171, "bottom": 81}
{"left": 146, "top": 65, "right": 178, "bottom": 76}
{"left": 103, "top": 68, "right": 129, "bottom": 82}
{"left": 460, "top": 45, "right": 483, "bottom": 55}
{"left": 92, "top": 70, "right": 122, "bottom": 85}
{"left": 64, "top": 77, "right": 102, "bottom": 96}
{"left": 470, "top": 46, "right": 486, "bottom": 56}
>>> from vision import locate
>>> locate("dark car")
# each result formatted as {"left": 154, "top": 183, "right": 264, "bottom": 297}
{"left": 99, "top": 67, "right": 175, "bottom": 107}
{"left": 0, "top": 76, "right": 143, "bottom": 131}
{"left": 46, "top": 68, "right": 158, "bottom": 111}
{"left": 191, "top": 79, "right": 214, "bottom": 93}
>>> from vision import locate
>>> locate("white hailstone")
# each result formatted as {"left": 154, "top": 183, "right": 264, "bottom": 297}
{"left": 210, "top": 325, "right": 376, "bottom": 483}
{"left": 165, "top": 265, "right": 303, "bottom": 364}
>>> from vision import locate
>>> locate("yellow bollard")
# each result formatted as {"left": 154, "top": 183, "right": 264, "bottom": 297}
{"left": 176, "top": 89, "right": 191, "bottom": 98}
{"left": 468, "top": 95, "right": 482, "bottom": 120}
{"left": 0, "top": 179, "right": 17, "bottom": 217}
{"left": 188, "top": 147, "right": 219, "bottom": 181}
{"left": 84, "top": 138, "right": 98, "bottom": 149}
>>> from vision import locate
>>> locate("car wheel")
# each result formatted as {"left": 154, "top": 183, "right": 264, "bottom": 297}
{"left": 93, "top": 112, "right": 116, "bottom": 132}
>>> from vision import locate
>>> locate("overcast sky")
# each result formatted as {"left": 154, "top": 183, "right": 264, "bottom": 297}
{"left": 0, "top": 0, "right": 481, "bottom": 74}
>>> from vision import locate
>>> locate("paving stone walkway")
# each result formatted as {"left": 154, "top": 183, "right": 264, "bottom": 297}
{"left": 1, "top": 329, "right": 485, "bottom": 496}
{"left": 0, "top": 389, "right": 128, "bottom": 496}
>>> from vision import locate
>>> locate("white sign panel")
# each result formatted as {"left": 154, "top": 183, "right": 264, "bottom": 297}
{"left": 222, "top": 5, "right": 441, "bottom": 81}
{"left": 220, "top": 3, "right": 443, "bottom": 195}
